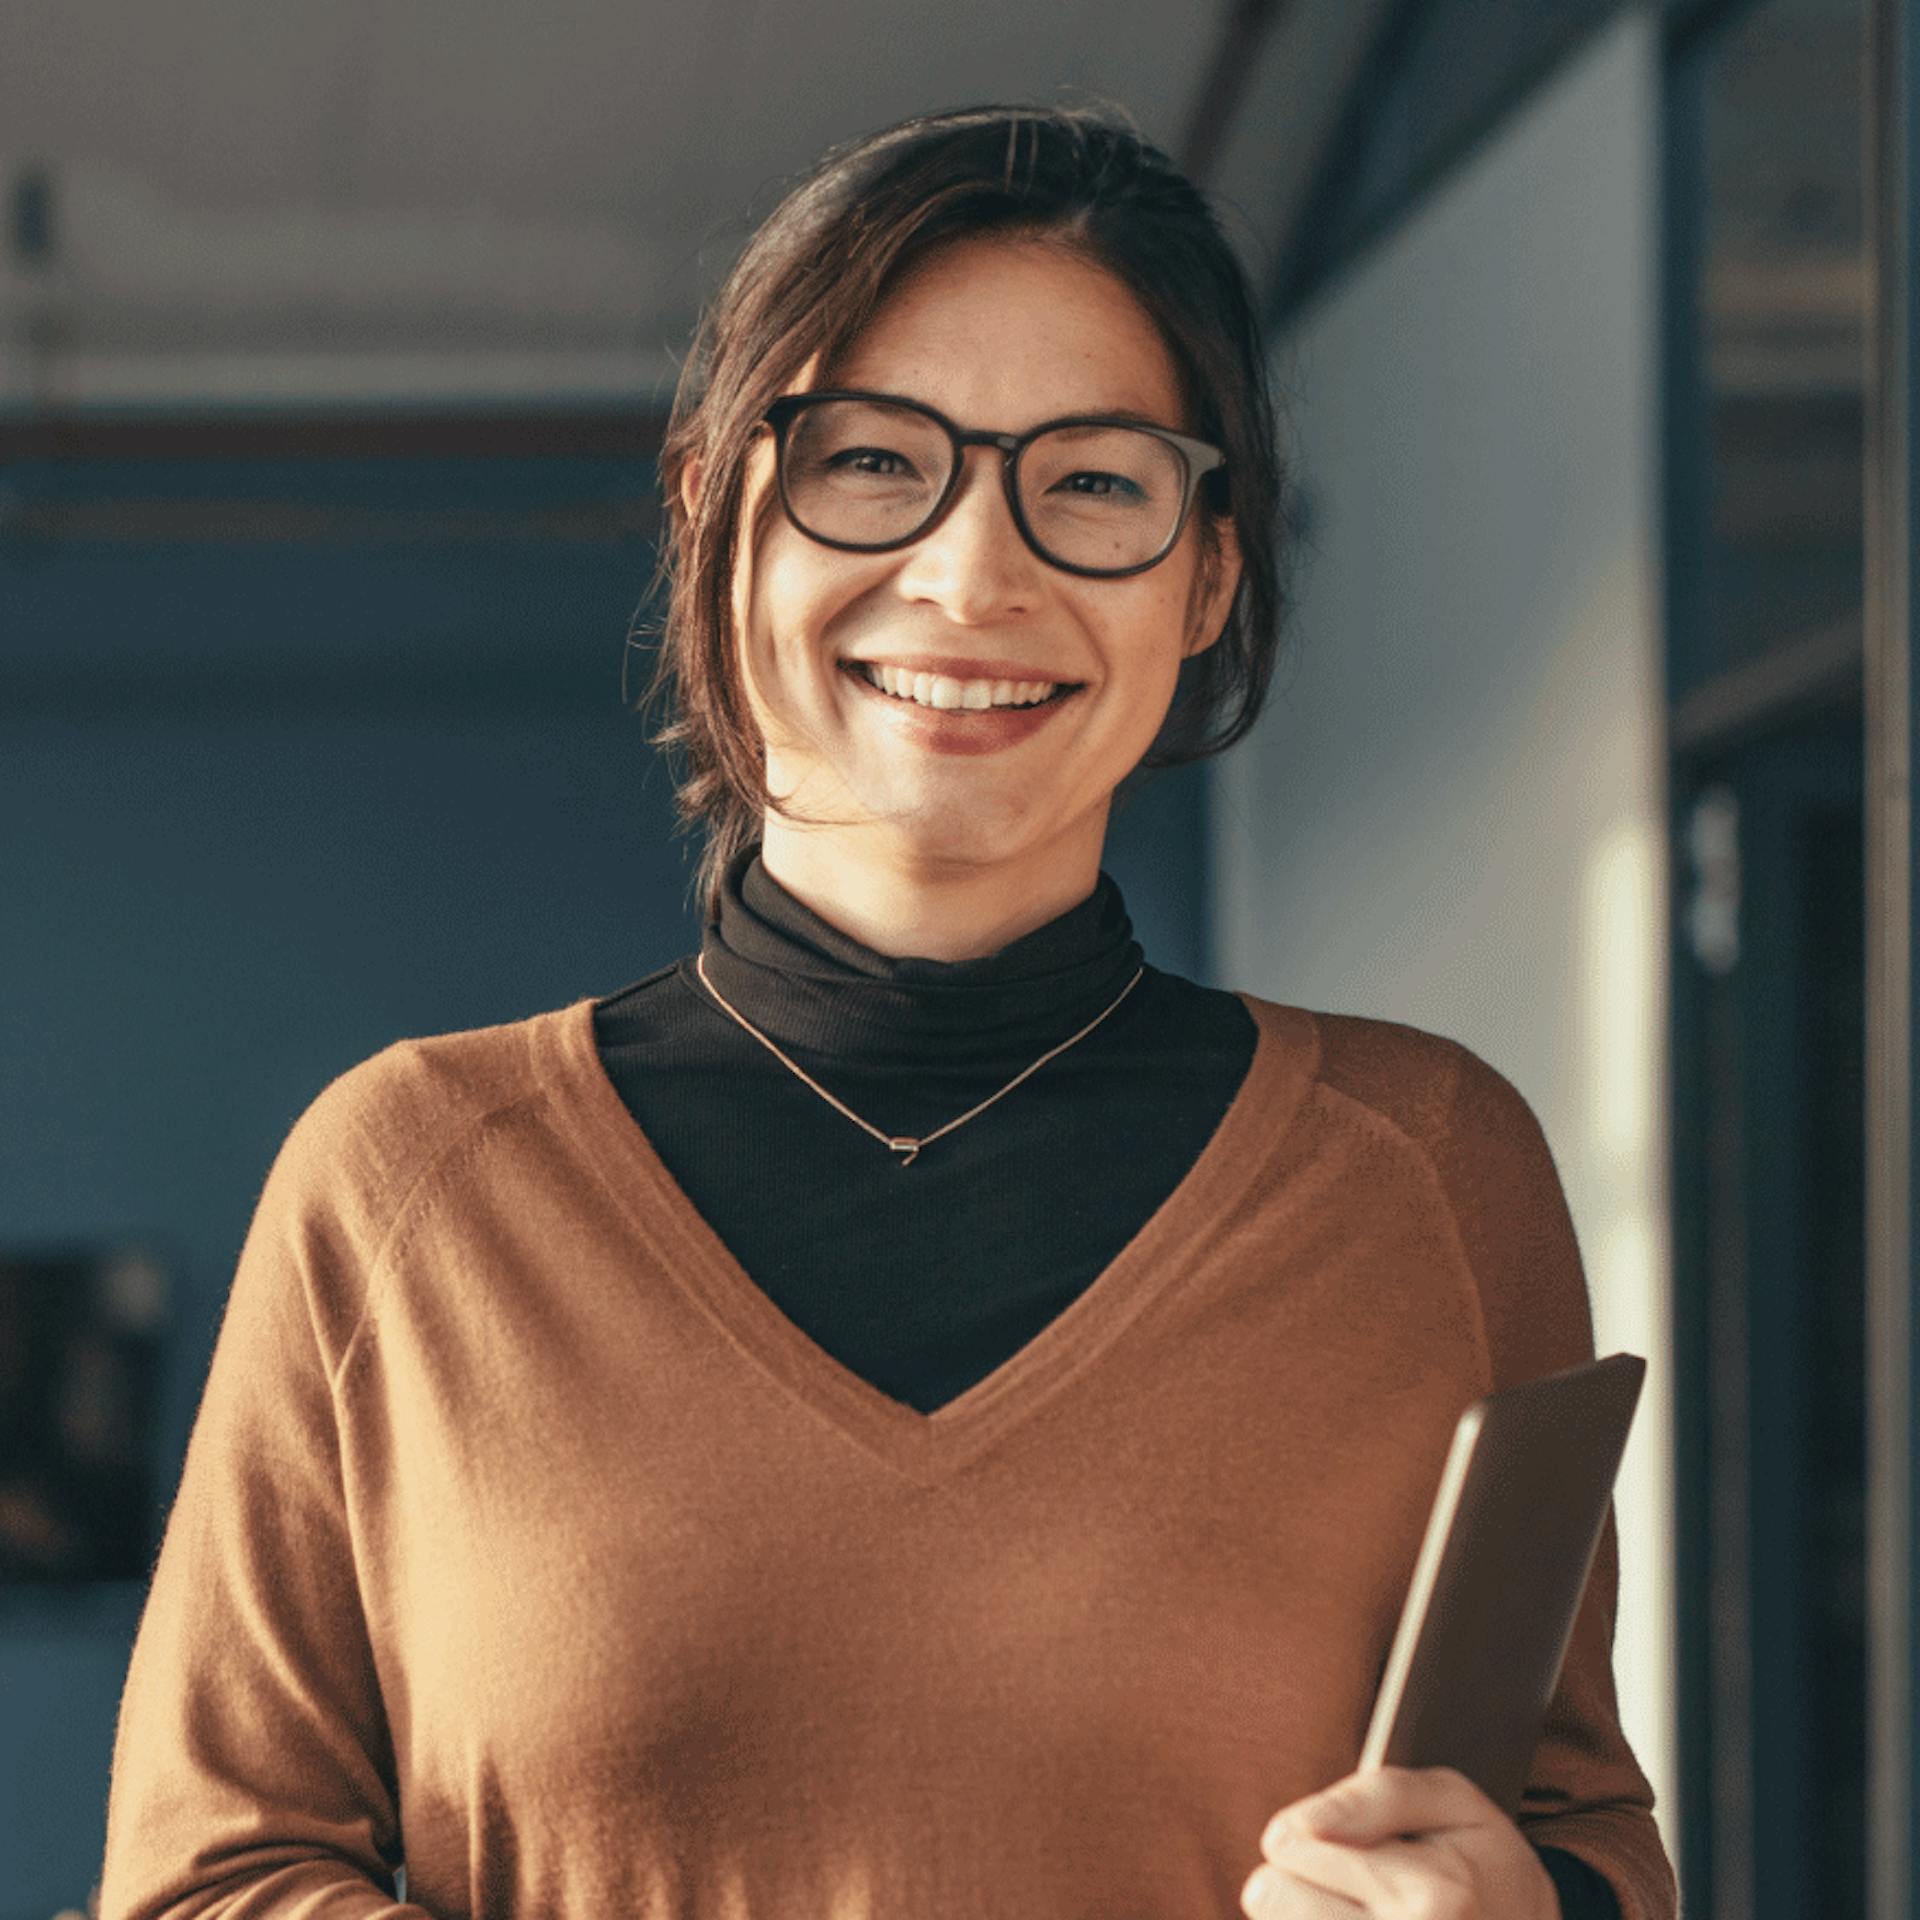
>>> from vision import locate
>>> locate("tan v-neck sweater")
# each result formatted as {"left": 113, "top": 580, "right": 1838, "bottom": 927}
{"left": 98, "top": 992, "right": 1675, "bottom": 1920}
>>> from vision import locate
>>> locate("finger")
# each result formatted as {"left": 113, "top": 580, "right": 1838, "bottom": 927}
{"left": 1253, "top": 1833, "right": 1472, "bottom": 1917}
{"left": 1241, "top": 1854, "right": 1365, "bottom": 1917}
{"left": 1249, "top": 1835, "right": 1382, "bottom": 1912}
{"left": 1287, "top": 1764, "right": 1494, "bottom": 1848}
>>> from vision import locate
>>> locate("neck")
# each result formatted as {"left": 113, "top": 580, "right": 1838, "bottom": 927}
{"left": 755, "top": 814, "right": 1108, "bottom": 961}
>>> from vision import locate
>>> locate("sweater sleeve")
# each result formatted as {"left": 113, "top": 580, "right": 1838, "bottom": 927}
{"left": 1427, "top": 1046, "right": 1679, "bottom": 1920}
{"left": 98, "top": 1070, "right": 431, "bottom": 1919}
{"left": 1538, "top": 1840, "right": 1626, "bottom": 1919}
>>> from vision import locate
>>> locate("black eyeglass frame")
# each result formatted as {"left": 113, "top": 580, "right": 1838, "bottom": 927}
{"left": 759, "top": 388, "right": 1228, "bottom": 580}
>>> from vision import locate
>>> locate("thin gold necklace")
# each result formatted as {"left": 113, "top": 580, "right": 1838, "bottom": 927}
{"left": 693, "top": 949, "right": 1145, "bottom": 1167}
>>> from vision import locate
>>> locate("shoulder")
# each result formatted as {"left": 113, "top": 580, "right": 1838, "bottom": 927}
{"left": 1316, "top": 1007, "right": 1546, "bottom": 1161}
{"left": 246, "top": 1003, "right": 565, "bottom": 1356}
{"left": 1238, "top": 996, "right": 1591, "bottom": 1383}
{"left": 285, "top": 1004, "right": 553, "bottom": 1193}
{"left": 1234, "top": 992, "right": 1545, "bottom": 1165}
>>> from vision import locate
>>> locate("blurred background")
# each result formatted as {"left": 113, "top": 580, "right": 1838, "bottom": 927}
{"left": 0, "top": 0, "right": 1910, "bottom": 1916}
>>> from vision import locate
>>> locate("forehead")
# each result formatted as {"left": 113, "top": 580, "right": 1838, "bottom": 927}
{"left": 820, "top": 235, "right": 1187, "bottom": 431}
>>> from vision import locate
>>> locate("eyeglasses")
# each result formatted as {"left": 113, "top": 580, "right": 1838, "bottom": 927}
{"left": 759, "top": 389, "right": 1226, "bottom": 579}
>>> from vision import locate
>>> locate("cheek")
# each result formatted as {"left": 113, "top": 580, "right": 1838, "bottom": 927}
{"left": 1095, "top": 583, "right": 1195, "bottom": 690}
{"left": 756, "top": 540, "right": 840, "bottom": 651}
{"left": 736, "top": 517, "right": 815, "bottom": 666}
{"left": 728, "top": 470, "right": 859, "bottom": 748}
{"left": 739, "top": 535, "right": 887, "bottom": 716}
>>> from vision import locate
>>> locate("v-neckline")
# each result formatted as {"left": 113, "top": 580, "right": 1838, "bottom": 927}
{"left": 533, "top": 989, "right": 1320, "bottom": 1486}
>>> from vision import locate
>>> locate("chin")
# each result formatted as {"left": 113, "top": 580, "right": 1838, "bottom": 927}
{"left": 866, "top": 799, "right": 1047, "bottom": 868}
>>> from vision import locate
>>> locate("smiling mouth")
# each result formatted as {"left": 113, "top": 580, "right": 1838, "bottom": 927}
{"left": 840, "top": 660, "right": 1084, "bottom": 711}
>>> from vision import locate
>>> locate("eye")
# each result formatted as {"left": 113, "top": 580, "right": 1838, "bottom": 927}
{"left": 1054, "top": 470, "right": 1146, "bottom": 500}
{"left": 828, "top": 447, "right": 919, "bottom": 478}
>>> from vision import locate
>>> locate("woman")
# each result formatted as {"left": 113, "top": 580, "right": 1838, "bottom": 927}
{"left": 98, "top": 106, "right": 1674, "bottom": 1920}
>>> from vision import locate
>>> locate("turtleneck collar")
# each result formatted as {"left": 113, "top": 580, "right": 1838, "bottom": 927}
{"left": 694, "top": 841, "right": 1147, "bottom": 1066}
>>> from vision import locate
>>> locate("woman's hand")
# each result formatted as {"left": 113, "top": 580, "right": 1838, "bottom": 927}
{"left": 1240, "top": 1764, "right": 1562, "bottom": 1918}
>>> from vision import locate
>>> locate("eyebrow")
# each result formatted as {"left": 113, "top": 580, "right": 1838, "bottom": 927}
{"left": 1065, "top": 405, "right": 1178, "bottom": 430}
{"left": 825, "top": 387, "right": 1183, "bottom": 434}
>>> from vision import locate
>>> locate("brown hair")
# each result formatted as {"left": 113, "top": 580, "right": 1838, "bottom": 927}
{"left": 630, "top": 100, "right": 1301, "bottom": 921}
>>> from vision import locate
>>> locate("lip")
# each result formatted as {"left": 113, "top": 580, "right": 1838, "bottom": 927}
{"left": 840, "top": 654, "right": 1082, "bottom": 686}
{"left": 839, "top": 656, "right": 1083, "bottom": 756}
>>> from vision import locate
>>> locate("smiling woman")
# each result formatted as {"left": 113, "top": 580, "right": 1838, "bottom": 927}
{"left": 717, "top": 235, "right": 1250, "bottom": 955}
{"left": 639, "top": 104, "right": 1292, "bottom": 958}
{"left": 96, "top": 102, "right": 1673, "bottom": 1920}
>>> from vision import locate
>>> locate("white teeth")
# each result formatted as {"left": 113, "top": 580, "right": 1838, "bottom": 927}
{"left": 858, "top": 662, "right": 1062, "bottom": 709}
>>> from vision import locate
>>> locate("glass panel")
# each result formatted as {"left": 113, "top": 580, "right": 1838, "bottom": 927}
{"left": 1699, "top": 0, "right": 1866, "bottom": 675}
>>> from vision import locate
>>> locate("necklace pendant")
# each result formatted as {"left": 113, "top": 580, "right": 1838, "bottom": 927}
{"left": 887, "top": 1136, "right": 922, "bottom": 1167}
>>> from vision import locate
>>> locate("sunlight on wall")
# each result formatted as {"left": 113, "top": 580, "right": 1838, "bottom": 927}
{"left": 1576, "top": 815, "right": 1677, "bottom": 1853}
{"left": 1210, "top": 5, "right": 1680, "bottom": 1881}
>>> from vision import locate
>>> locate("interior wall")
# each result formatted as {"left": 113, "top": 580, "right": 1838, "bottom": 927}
{"left": 1210, "top": 0, "right": 1677, "bottom": 1873}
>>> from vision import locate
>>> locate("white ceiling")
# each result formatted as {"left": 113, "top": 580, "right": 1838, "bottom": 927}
{"left": 0, "top": 0, "right": 1392, "bottom": 408}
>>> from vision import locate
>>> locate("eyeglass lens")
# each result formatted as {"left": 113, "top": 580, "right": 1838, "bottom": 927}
{"left": 780, "top": 397, "right": 1190, "bottom": 573}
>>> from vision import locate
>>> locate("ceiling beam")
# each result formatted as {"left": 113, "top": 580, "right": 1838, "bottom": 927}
{"left": 1178, "top": 0, "right": 1293, "bottom": 187}
{"left": 0, "top": 406, "right": 669, "bottom": 463}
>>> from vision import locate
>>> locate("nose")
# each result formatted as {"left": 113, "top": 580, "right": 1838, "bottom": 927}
{"left": 892, "top": 445, "right": 1044, "bottom": 624}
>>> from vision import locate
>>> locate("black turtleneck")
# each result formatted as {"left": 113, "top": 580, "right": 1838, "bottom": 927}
{"left": 590, "top": 839, "right": 1259, "bottom": 1416}
{"left": 589, "top": 840, "right": 1618, "bottom": 1920}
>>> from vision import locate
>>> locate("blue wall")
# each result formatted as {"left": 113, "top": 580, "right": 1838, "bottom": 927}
{"left": 0, "top": 444, "right": 1211, "bottom": 1914}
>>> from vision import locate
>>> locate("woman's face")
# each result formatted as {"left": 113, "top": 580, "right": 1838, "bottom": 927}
{"left": 726, "top": 233, "right": 1242, "bottom": 874}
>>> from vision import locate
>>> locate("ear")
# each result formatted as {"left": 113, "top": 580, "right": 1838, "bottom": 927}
{"left": 1184, "top": 512, "right": 1243, "bottom": 659}
{"left": 679, "top": 452, "right": 704, "bottom": 527}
